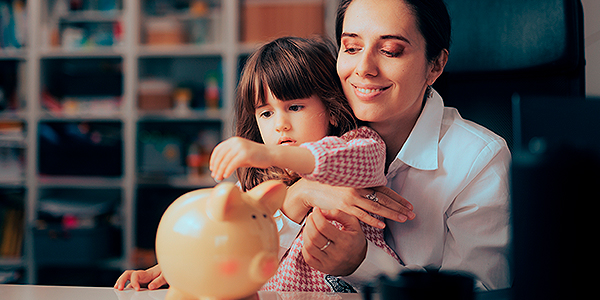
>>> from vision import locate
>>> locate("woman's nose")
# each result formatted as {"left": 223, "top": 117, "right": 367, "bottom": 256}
{"left": 355, "top": 50, "right": 378, "bottom": 78}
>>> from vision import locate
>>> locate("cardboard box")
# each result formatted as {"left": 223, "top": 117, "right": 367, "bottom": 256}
{"left": 145, "top": 18, "right": 185, "bottom": 45}
{"left": 138, "top": 79, "right": 173, "bottom": 110}
{"left": 241, "top": 0, "right": 324, "bottom": 43}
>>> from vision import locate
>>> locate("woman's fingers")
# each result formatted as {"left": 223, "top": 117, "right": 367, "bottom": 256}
{"left": 357, "top": 187, "right": 416, "bottom": 223}
{"left": 302, "top": 208, "right": 367, "bottom": 276}
{"left": 345, "top": 204, "right": 386, "bottom": 228}
{"left": 373, "top": 186, "right": 414, "bottom": 211}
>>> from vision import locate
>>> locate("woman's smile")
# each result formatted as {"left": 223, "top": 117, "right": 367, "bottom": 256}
{"left": 351, "top": 83, "right": 391, "bottom": 99}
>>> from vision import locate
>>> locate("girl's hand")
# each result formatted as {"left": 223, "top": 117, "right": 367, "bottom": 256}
{"left": 284, "top": 179, "right": 415, "bottom": 229}
{"left": 114, "top": 264, "right": 166, "bottom": 291}
{"left": 209, "top": 137, "right": 273, "bottom": 181}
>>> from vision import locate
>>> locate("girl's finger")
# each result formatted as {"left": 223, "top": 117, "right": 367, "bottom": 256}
{"left": 148, "top": 273, "right": 167, "bottom": 290}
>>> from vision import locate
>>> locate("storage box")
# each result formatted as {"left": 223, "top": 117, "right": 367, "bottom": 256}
{"left": 241, "top": 0, "right": 324, "bottom": 43}
{"left": 145, "top": 18, "right": 185, "bottom": 45}
{"left": 34, "top": 225, "right": 110, "bottom": 266}
{"left": 138, "top": 79, "right": 173, "bottom": 110}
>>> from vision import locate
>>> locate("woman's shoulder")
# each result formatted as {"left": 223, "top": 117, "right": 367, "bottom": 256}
{"left": 441, "top": 107, "right": 509, "bottom": 154}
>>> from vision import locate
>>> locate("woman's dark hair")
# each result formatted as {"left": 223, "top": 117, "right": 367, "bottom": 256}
{"left": 335, "top": 0, "right": 451, "bottom": 62}
{"left": 235, "top": 36, "right": 357, "bottom": 191}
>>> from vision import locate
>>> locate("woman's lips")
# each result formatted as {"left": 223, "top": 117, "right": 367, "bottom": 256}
{"left": 352, "top": 84, "right": 389, "bottom": 99}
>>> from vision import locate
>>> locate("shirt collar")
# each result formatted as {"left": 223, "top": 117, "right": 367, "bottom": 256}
{"left": 395, "top": 89, "right": 444, "bottom": 171}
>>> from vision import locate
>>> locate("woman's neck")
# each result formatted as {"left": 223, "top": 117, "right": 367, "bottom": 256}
{"left": 370, "top": 118, "right": 415, "bottom": 171}
{"left": 370, "top": 101, "right": 425, "bottom": 171}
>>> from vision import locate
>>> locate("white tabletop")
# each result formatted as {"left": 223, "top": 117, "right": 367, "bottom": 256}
{"left": 0, "top": 284, "right": 364, "bottom": 300}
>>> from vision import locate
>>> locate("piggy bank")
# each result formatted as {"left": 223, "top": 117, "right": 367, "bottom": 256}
{"left": 155, "top": 180, "right": 286, "bottom": 300}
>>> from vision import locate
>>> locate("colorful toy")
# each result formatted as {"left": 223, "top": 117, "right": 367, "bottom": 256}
{"left": 155, "top": 180, "right": 286, "bottom": 300}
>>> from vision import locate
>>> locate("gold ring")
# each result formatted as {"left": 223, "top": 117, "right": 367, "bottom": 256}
{"left": 319, "top": 240, "right": 331, "bottom": 251}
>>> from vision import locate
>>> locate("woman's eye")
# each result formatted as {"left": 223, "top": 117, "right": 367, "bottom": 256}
{"left": 344, "top": 46, "right": 360, "bottom": 54}
{"left": 381, "top": 46, "right": 403, "bottom": 58}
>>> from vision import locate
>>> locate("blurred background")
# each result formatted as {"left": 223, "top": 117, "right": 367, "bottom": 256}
{"left": 0, "top": 0, "right": 598, "bottom": 288}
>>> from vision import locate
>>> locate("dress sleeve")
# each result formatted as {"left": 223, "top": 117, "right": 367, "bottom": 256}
{"left": 299, "top": 127, "right": 387, "bottom": 188}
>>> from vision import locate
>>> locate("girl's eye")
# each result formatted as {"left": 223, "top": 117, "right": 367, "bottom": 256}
{"left": 259, "top": 111, "right": 273, "bottom": 118}
{"left": 289, "top": 105, "right": 303, "bottom": 112}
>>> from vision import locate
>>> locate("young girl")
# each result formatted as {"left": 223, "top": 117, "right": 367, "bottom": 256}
{"left": 209, "top": 36, "right": 409, "bottom": 292}
{"left": 114, "top": 36, "right": 413, "bottom": 293}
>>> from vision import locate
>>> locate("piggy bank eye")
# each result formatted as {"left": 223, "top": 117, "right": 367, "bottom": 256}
{"left": 251, "top": 214, "right": 257, "bottom": 219}
{"left": 263, "top": 214, "right": 267, "bottom": 218}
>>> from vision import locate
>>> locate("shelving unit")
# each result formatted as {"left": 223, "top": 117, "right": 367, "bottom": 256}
{"left": 0, "top": 0, "right": 335, "bottom": 286}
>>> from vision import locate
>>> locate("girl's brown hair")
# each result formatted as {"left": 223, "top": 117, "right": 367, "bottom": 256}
{"left": 235, "top": 36, "right": 357, "bottom": 191}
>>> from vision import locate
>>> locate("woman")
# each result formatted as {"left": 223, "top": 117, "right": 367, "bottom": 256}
{"left": 278, "top": 0, "right": 511, "bottom": 291}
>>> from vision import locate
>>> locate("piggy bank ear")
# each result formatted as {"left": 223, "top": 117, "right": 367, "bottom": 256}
{"left": 206, "top": 182, "right": 243, "bottom": 221}
{"left": 247, "top": 180, "right": 286, "bottom": 215}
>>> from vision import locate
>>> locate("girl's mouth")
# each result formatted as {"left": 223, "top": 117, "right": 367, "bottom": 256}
{"left": 278, "top": 137, "right": 296, "bottom": 145}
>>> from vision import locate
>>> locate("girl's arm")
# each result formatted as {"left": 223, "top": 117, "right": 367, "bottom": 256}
{"left": 209, "top": 137, "right": 316, "bottom": 181}
{"left": 210, "top": 127, "right": 387, "bottom": 188}
{"left": 299, "top": 126, "right": 387, "bottom": 188}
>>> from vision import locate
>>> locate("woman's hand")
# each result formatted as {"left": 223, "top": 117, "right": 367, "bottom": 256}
{"left": 302, "top": 208, "right": 367, "bottom": 276}
{"left": 114, "top": 264, "right": 166, "bottom": 291}
{"left": 283, "top": 179, "right": 415, "bottom": 229}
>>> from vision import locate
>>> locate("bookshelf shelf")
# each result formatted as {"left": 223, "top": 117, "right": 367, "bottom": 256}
{"left": 138, "top": 43, "right": 223, "bottom": 57}
{"left": 37, "top": 176, "right": 124, "bottom": 189}
{"left": 40, "top": 47, "right": 124, "bottom": 58}
{"left": 0, "top": 0, "right": 334, "bottom": 286}
{"left": 0, "top": 257, "right": 24, "bottom": 267}
{"left": 57, "top": 10, "right": 123, "bottom": 23}
{"left": 0, "top": 50, "right": 27, "bottom": 60}
{"left": 39, "top": 112, "right": 124, "bottom": 122}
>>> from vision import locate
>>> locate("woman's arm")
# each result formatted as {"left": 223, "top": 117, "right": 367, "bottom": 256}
{"left": 281, "top": 179, "right": 415, "bottom": 228}
{"left": 440, "top": 141, "right": 511, "bottom": 290}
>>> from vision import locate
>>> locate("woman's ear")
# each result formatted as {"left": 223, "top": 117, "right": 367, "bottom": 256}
{"left": 427, "top": 49, "right": 449, "bottom": 85}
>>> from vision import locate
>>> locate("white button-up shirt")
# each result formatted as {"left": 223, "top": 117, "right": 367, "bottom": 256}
{"left": 276, "top": 90, "right": 511, "bottom": 291}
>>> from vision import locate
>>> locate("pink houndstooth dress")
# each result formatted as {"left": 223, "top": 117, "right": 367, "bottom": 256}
{"left": 261, "top": 127, "right": 402, "bottom": 292}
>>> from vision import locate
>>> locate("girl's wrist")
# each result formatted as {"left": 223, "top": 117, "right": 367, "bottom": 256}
{"left": 281, "top": 179, "right": 313, "bottom": 223}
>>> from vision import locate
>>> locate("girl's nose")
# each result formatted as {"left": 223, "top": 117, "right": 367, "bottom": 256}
{"left": 275, "top": 115, "right": 291, "bottom": 132}
{"left": 355, "top": 50, "right": 378, "bottom": 78}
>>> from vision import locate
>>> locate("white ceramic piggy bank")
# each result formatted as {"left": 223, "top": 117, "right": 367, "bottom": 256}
{"left": 155, "top": 180, "right": 286, "bottom": 300}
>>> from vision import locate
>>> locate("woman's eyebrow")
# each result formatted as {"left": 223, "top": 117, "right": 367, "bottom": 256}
{"left": 380, "top": 34, "right": 411, "bottom": 45}
{"left": 341, "top": 32, "right": 358, "bottom": 39}
{"left": 341, "top": 32, "right": 411, "bottom": 45}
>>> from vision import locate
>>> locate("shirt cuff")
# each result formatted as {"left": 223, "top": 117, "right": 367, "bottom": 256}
{"left": 343, "top": 240, "right": 408, "bottom": 288}
{"left": 273, "top": 209, "right": 303, "bottom": 260}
